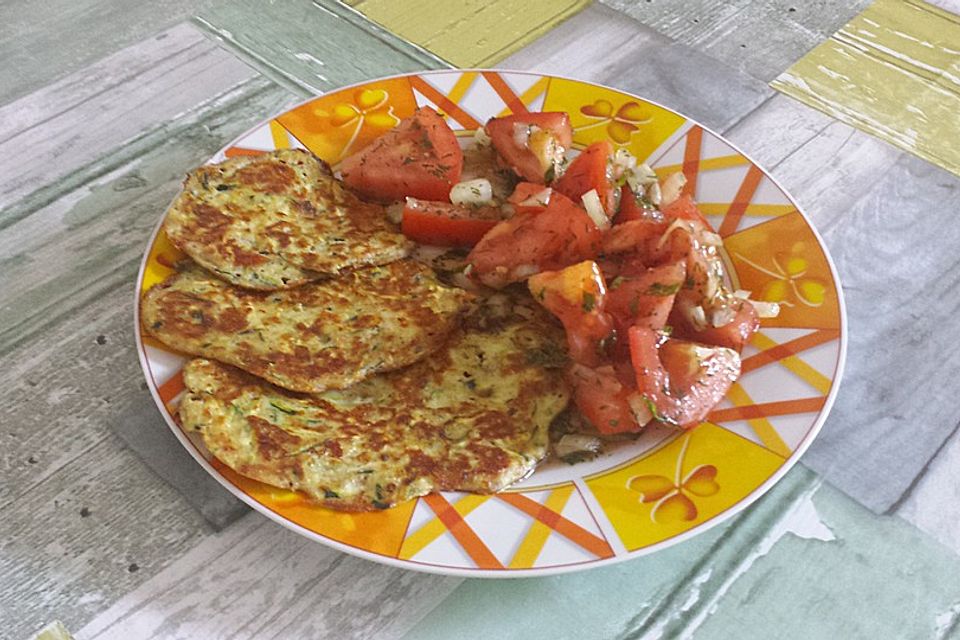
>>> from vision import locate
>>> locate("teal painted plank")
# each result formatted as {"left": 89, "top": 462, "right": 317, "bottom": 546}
{"left": 192, "top": 0, "right": 450, "bottom": 97}
{"left": 402, "top": 466, "right": 960, "bottom": 639}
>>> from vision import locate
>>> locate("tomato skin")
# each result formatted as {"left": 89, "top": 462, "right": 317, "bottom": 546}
{"left": 528, "top": 261, "right": 614, "bottom": 367}
{"left": 615, "top": 185, "right": 651, "bottom": 223}
{"left": 669, "top": 297, "right": 760, "bottom": 352}
{"left": 606, "top": 261, "right": 687, "bottom": 334}
{"left": 507, "top": 182, "right": 552, "bottom": 214}
{"left": 661, "top": 194, "right": 713, "bottom": 230}
{"left": 341, "top": 107, "right": 462, "bottom": 202}
{"left": 567, "top": 364, "right": 640, "bottom": 434}
{"left": 486, "top": 112, "right": 572, "bottom": 183}
{"left": 467, "top": 191, "right": 602, "bottom": 288}
{"left": 400, "top": 199, "right": 502, "bottom": 247}
{"left": 554, "top": 141, "right": 617, "bottom": 216}
{"left": 628, "top": 327, "right": 741, "bottom": 428}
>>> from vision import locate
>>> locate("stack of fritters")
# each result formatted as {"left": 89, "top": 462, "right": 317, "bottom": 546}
{"left": 143, "top": 149, "right": 569, "bottom": 510}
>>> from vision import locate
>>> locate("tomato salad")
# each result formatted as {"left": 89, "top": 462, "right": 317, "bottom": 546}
{"left": 340, "top": 107, "right": 779, "bottom": 460}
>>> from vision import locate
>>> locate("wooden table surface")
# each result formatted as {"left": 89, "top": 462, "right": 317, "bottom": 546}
{"left": 4, "top": 1, "right": 960, "bottom": 638}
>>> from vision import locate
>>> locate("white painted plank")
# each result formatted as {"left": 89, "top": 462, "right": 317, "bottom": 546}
{"left": 0, "top": 23, "right": 257, "bottom": 209}
{"left": 75, "top": 512, "right": 460, "bottom": 640}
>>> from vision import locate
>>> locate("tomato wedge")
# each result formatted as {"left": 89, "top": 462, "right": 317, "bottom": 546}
{"left": 606, "top": 261, "right": 687, "bottom": 334}
{"left": 341, "top": 107, "right": 462, "bottom": 202}
{"left": 528, "top": 261, "right": 614, "bottom": 367}
{"left": 486, "top": 112, "right": 572, "bottom": 184}
{"left": 567, "top": 364, "right": 642, "bottom": 434}
{"left": 554, "top": 140, "right": 618, "bottom": 216}
{"left": 669, "top": 296, "right": 760, "bottom": 352}
{"left": 628, "top": 326, "right": 740, "bottom": 427}
{"left": 508, "top": 182, "right": 553, "bottom": 214}
{"left": 400, "top": 198, "right": 503, "bottom": 247}
{"left": 661, "top": 194, "right": 713, "bottom": 230}
{"left": 467, "top": 191, "right": 602, "bottom": 288}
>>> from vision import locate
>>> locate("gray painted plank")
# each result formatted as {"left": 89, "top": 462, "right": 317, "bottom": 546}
{"left": 76, "top": 512, "right": 460, "bottom": 640}
{"left": 0, "top": 23, "right": 257, "bottom": 210}
{"left": 192, "top": 0, "right": 449, "bottom": 97}
{"left": 0, "top": 0, "right": 213, "bottom": 106}
{"left": 600, "top": 0, "right": 871, "bottom": 82}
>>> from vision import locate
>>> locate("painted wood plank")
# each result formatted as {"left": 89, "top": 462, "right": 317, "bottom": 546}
{"left": 772, "top": 0, "right": 960, "bottom": 178}
{"left": 346, "top": 0, "right": 590, "bottom": 67}
{"left": 191, "top": 0, "right": 449, "bottom": 97}
{"left": 898, "top": 423, "right": 960, "bottom": 556}
{"left": 599, "top": 0, "right": 871, "bottom": 82}
{"left": 498, "top": 3, "right": 773, "bottom": 133}
{"left": 0, "top": 0, "right": 213, "bottom": 106}
{"left": 74, "top": 512, "right": 460, "bottom": 640}
{"left": 402, "top": 466, "right": 960, "bottom": 639}
{"left": 0, "top": 23, "right": 257, "bottom": 211}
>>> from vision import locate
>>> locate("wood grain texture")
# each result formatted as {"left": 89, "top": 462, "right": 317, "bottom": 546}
{"left": 75, "top": 512, "right": 460, "bottom": 640}
{"left": 347, "top": 0, "right": 590, "bottom": 66}
{"left": 0, "top": 0, "right": 213, "bottom": 105}
{"left": 0, "top": 24, "right": 256, "bottom": 210}
{"left": 498, "top": 3, "right": 773, "bottom": 132}
{"left": 600, "top": 0, "right": 871, "bottom": 82}
{"left": 192, "top": 0, "right": 449, "bottom": 97}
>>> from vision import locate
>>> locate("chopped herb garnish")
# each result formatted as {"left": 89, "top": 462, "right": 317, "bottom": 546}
{"left": 324, "top": 489, "right": 340, "bottom": 499}
{"left": 582, "top": 292, "right": 596, "bottom": 312}
{"left": 269, "top": 401, "right": 296, "bottom": 415}
{"left": 544, "top": 164, "right": 556, "bottom": 183}
{"left": 647, "top": 282, "right": 681, "bottom": 296}
{"left": 215, "top": 184, "right": 234, "bottom": 192}
{"left": 610, "top": 276, "right": 625, "bottom": 290}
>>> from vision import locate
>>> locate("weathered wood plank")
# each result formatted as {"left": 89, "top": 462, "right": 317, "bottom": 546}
{"left": 0, "top": 23, "right": 257, "bottom": 210}
{"left": 0, "top": 0, "right": 213, "bottom": 105}
{"left": 599, "top": 0, "right": 871, "bottom": 81}
{"left": 75, "top": 512, "right": 460, "bottom": 640}
{"left": 498, "top": 3, "right": 772, "bottom": 132}
{"left": 898, "top": 422, "right": 960, "bottom": 555}
{"left": 191, "top": 0, "right": 449, "bottom": 96}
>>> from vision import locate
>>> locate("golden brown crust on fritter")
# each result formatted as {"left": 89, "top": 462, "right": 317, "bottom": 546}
{"left": 163, "top": 149, "right": 412, "bottom": 290}
{"left": 178, "top": 298, "right": 570, "bottom": 510}
{"left": 142, "top": 260, "right": 472, "bottom": 393}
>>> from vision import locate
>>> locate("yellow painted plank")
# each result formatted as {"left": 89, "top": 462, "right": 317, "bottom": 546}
{"left": 772, "top": 0, "right": 960, "bottom": 177}
{"left": 345, "top": 0, "right": 591, "bottom": 67}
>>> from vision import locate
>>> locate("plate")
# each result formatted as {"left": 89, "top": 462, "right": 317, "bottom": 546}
{"left": 135, "top": 69, "right": 846, "bottom": 577}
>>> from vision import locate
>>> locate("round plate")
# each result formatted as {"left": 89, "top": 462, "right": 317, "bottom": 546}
{"left": 135, "top": 69, "right": 846, "bottom": 577}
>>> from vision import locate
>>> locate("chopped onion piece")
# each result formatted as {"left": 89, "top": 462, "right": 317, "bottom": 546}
{"left": 513, "top": 122, "right": 532, "bottom": 148}
{"left": 750, "top": 299, "right": 781, "bottom": 318}
{"left": 554, "top": 433, "right": 602, "bottom": 461}
{"left": 660, "top": 172, "right": 687, "bottom": 207}
{"left": 687, "top": 304, "right": 708, "bottom": 331}
{"left": 581, "top": 189, "right": 610, "bottom": 230}
{"left": 703, "top": 270, "right": 719, "bottom": 301}
{"left": 733, "top": 289, "right": 752, "bottom": 300}
{"left": 647, "top": 181, "right": 662, "bottom": 206}
{"left": 710, "top": 305, "right": 737, "bottom": 328}
{"left": 387, "top": 201, "right": 405, "bottom": 224}
{"left": 701, "top": 231, "right": 723, "bottom": 246}
{"left": 624, "top": 162, "right": 658, "bottom": 192}
{"left": 450, "top": 178, "right": 494, "bottom": 206}
{"left": 474, "top": 126, "right": 491, "bottom": 147}
{"left": 512, "top": 264, "right": 540, "bottom": 280}
{"left": 656, "top": 218, "right": 693, "bottom": 249}
{"left": 627, "top": 392, "right": 654, "bottom": 427}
